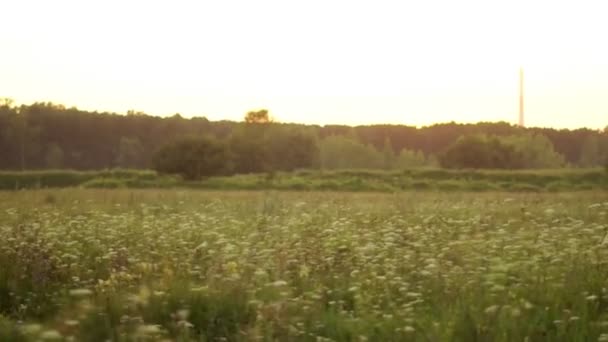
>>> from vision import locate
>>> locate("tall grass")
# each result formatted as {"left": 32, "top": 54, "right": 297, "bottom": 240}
{"left": 1, "top": 190, "right": 608, "bottom": 340}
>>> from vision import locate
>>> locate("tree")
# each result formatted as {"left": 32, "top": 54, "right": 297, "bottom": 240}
{"left": 395, "top": 149, "right": 427, "bottom": 168}
{"left": 0, "top": 99, "right": 602, "bottom": 171}
{"left": 601, "top": 130, "right": 608, "bottom": 170}
{"left": 245, "top": 109, "right": 272, "bottom": 124}
{"left": 229, "top": 127, "right": 268, "bottom": 174}
{"left": 2, "top": 108, "right": 41, "bottom": 170}
{"left": 440, "top": 133, "right": 566, "bottom": 169}
{"left": 382, "top": 137, "right": 395, "bottom": 170}
{"left": 320, "top": 135, "right": 383, "bottom": 169}
{"left": 502, "top": 133, "right": 565, "bottom": 168}
{"left": 439, "top": 135, "right": 523, "bottom": 169}
{"left": 152, "top": 136, "right": 230, "bottom": 180}
{"left": 115, "top": 137, "right": 144, "bottom": 168}
{"left": 0, "top": 97, "right": 14, "bottom": 108}
{"left": 265, "top": 127, "right": 319, "bottom": 171}
{"left": 45, "top": 143, "right": 64, "bottom": 168}
{"left": 579, "top": 135, "right": 601, "bottom": 167}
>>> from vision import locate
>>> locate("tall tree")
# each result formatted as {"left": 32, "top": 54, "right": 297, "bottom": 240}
{"left": 382, "top": 137, "right": 395, "bottom": 170}
{"left": 395, "top": 149, "right": 428, "bottom": 169}
{"left": 3, "top": 107, "right": 41, "bottom": 170}
{"left": 244, "top": 109, "right": 272, "bottom": 124}
{"left": 579, "top": 135, "right": 602, "bottom": 167}
{"left": 439, "top": 135, "right": 524, "bottom": 169}
{"left": 115, "top": 137, "right": 144, "bottom": 168}
{"left": 320, "top": 135, "right": 383, "bottom": 169}
{"left": 45, "top": 143, "right": 64, "bottom": 168}
{"left": 503, "top": 133, "right": 565, "bottom": 168}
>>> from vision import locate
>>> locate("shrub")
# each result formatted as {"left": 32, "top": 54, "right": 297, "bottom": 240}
{"left": 153, "top": 137, "right": 231, "bottom": 180}
{"left": 81, "top": 178, "right": 126, "bottom": 189}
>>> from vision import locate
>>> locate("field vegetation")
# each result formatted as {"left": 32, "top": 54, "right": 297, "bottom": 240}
{"left": 1, "top": 189, "right": 608, "bottom": 341}
{"left": 0, "top": 168, "right": 606, "bottom": 192}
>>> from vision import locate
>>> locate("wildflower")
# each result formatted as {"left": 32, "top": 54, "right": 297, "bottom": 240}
{"left": 484, "top": 305, "right": 500, "bottom": 315}
{"left": 270, "top": 280, "right": 288, "bottom": 287}
{"left": 40, "top": 330, "right": 63, "bottom": 340}
{"left": 69, "top": 288, "right": 93, "bottom": 298}
{"left": 64, "top": 319, "right": 80, "bottom": 327}
{"left": 523, "top": 300, "right": 534, "bottom": 309}
{"left": 299, "top": 265, "right": 310, "bottom": 278}
{"left": 176, "top": 309, "right": 190, "bottom": 320}
{"left": 254, "top": 269, "right": 267, "bottom": 278}
{"left": 224, "top": 261, "right": 238, "bottom": 274}
{"left": 404, "top": 326, "right": 415, "bottom": 333}
{"left": 137, "top": 286, "right": 151, "bottom": 303}
{"left": 137, "top": 324, "right": 162, "bottom": 335}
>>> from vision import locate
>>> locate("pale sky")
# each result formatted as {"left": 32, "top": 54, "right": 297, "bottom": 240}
{"left": 1, "top": 0, "right": 607, "bottom": 129}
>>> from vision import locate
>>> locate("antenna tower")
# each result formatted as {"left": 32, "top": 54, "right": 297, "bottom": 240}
{"left": 519, "top": 67, "right": 524, "bottom": 127}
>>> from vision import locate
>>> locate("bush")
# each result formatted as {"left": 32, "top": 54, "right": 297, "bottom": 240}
{"left": 81, "top": 178, "right": 127, "bottom": 189}
{"left": 508, "top": 183, "right": 542, "bottom": 192}
{"left": 439, "top": 133, "right": 566, "bottom": 169}
{"left": 439, "top": 135, "right": 524, "bottom": 169}
{"left": 435, "top": 180, "right": 464, "bottom": 191}
{"left": 153, "top": 136, "right": 231, "bottom": 180}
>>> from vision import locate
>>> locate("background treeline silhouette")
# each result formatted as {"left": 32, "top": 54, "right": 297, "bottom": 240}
{"left": 1, "top": 101, "right": 607, "bottom": 178}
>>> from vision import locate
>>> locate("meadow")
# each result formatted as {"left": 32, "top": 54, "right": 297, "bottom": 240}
{"left": 1, "top": 189, "right": 608, "bottom": 341}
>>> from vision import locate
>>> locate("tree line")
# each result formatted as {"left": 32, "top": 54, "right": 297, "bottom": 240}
{"left": 1, "top": 100, "right": 607, "bottom": 178}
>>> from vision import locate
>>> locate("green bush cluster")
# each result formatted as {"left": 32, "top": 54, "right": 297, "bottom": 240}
{"left": 1, "top": 168, "right": 607, "bottom": 192}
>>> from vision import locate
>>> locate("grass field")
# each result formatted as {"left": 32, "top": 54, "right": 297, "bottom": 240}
{"left": 1, "top": 189, "right": 608, "bottom": 341}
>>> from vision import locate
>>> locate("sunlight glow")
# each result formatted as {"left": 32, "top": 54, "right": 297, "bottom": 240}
{"left": 1, "top": 0, "right": 607, "bottom": 128}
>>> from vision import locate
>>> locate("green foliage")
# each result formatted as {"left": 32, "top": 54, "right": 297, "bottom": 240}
{"left": 503, "top": 133, "right": 565, "bottom": 168}
{"left": 395, "top": 149, "right": 432, "bottom": 168}
{"left": 0, "top": 169, "right": 158, "bottom": 190}
{"left": 264, "top": 127, "right": 319, "bottom": 171}
{"left": 440, "top": 135, "right": 523, "bottom": 169}
{"left": 81, "top": 178, "right": 127, "bottom": 189}
{"left": 228, "top": 123, "right": 319, "bottom": 173}
{"left": 0, "top": 168, "right": 607, "bottom": 192}
{"left": 115, "top": 137, "right": 144, "bottom": 168}
{"left": 244, "top": 109, "right": 272, "bottom": 124}
{"left": 0, "top": 102, "right": 605, "bottom": 171}
{"left": 320, "top": 135, "right": 383, "bottom": 169}
{"left": 153, "top": 136, "right": 230, "bottom": 180}
{"left": 440, "top": 133, "right": 566, "bottom": 169}
{"left": 1, "top": 109, "right": 42, "bottom": 170}
{"left": 382, "top": 137, "right": 396, "bottom": 170}
{"left": 44, "top": 143, "right": 64, "bottom": 169}
{"left": 229, "top": 125, "right": 268, "bottom": 174}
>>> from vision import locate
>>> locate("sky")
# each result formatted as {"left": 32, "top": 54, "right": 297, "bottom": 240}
{"left": 1, "top": 0, "right": 607, "bottom": 129}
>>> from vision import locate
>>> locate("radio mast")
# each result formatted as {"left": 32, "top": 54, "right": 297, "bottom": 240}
{"left": 519, "top": 67, "right": 524, "bottom": 127}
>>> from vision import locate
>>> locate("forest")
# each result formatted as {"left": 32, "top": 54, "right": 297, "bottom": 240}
{"left": 1, "top": 100, "right": 607, "bottom": 179}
